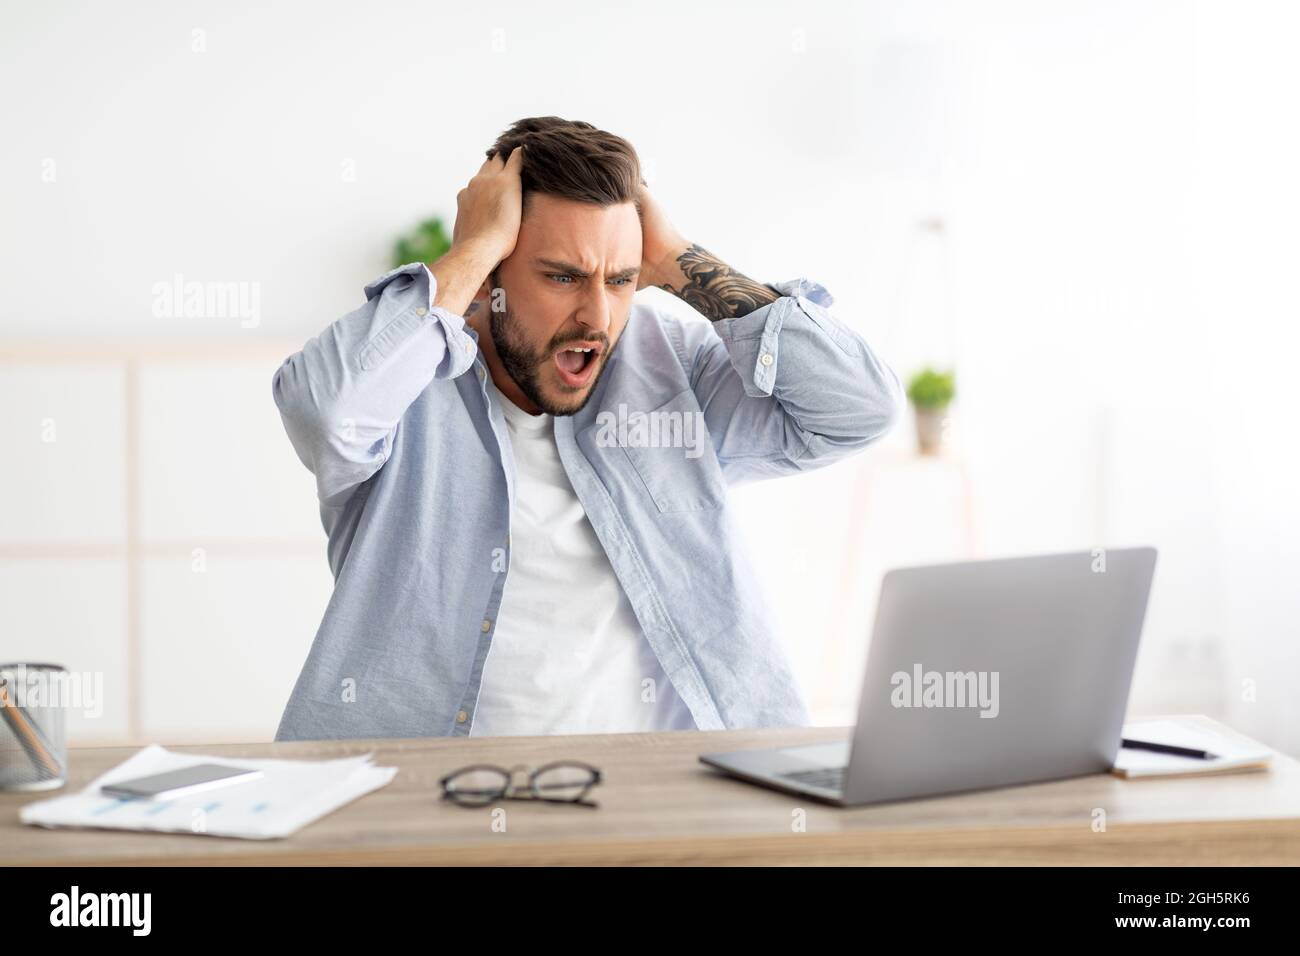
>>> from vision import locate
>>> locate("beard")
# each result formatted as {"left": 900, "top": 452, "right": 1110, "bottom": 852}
{"left": 487, "top": 271, "right": 614, "bottom": 417}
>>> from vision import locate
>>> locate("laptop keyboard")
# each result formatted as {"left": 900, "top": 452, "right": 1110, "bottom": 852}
{"left": 778, "top": 766, "right": 846, "bottom": 792}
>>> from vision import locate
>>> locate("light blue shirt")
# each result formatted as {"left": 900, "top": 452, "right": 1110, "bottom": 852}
{"left": 272, "top": 262, "right": 904, "bottom": 741}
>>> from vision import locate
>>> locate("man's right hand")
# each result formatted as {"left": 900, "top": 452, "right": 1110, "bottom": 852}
{"left": 451, "top": 146, "right": 524, "bottom": 266}
{"left": 431, "top": 146, "right": 525, "bottom": 318}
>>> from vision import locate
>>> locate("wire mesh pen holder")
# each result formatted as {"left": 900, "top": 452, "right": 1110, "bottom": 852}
{"left": 0, "top": 662, "right": 69, "bottom": 791}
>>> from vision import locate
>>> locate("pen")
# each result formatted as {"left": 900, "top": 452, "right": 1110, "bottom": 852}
{"left": 1121, "top": 737, "right": 1217, "bottom": 760}
{"left": 0, "top": 673, "right": 64, "bottom": 780}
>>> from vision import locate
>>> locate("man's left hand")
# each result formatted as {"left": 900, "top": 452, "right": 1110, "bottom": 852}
{"left": 635, "top": 181, "right": 689, "bottom": 291}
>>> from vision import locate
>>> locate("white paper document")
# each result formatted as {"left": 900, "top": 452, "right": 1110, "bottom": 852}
{"left": 19, "top": 744, "right": 398, "bottom": 839}
{"left": 1113, "top": 717, "right": 1274, "bottom": 778}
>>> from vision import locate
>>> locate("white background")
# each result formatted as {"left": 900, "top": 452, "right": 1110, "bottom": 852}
{"left": 2, "top": 0, "right": 1297, "bottom": 753}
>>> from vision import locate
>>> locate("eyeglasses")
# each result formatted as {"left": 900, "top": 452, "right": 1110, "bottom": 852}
{"left": 439, "top": 760, "right": 603, "bottom": 809}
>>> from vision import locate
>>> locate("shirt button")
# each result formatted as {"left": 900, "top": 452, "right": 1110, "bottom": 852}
{"left": 456, "top": 710, "right": 468, "bottom": 723}
{"left": 477, "top": 368, "right": 485, "bottom": 381}
{"left": 760, "top": 352, "right": 774, "bottom": 367}
{"left": 481, "top": 618, "right": 492, "bottom": 632}
{"left": 415, "top": 307, "right": 427, "bottom": 316}
{"left": 465, "top": 342, "right": 474, "bottom": 354}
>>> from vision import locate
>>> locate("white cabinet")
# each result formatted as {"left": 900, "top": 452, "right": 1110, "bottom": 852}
{"left": 137, "top": 360, "right": 322, "bottom": 541}
{"left": 0, "top": 362, "right": 126, "bottom": 542}
{"left": 0, "top": 560, "right": 130, "bottom": 742}
{"left": 1, "top": 345, "right": 327, "bottom": 746}
{"left": 139, "top": 555, "right": 329, "bottom": 741}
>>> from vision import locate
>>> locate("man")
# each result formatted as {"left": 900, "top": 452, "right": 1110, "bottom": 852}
{"left": 273, "top": 116, "right": 903, "bottom": 741}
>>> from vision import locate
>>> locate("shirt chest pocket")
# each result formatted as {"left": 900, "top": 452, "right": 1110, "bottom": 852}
{"left": 614, "top": 389, "right": 725, "bottom": 513}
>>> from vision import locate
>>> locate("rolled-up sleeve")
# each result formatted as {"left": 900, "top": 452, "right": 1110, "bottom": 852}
{"left": 680, "top": 277, "right": 904, "bottom": 482}
{"left": 356, "top": 263, "right": 479, "bottom": 376}
{"left": 273, "top": 263, "right": 479, "bottom": 511}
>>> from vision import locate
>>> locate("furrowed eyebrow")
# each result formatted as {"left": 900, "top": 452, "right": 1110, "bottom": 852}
{"left": 536, "top": 258, "right": 640, "bottom": 281}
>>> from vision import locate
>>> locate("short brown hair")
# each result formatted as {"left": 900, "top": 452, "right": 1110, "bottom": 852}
{"left": 486, "top": 116, "right": 642, "bottom": 213}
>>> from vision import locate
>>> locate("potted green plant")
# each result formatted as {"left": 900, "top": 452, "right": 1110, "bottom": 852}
{"left": 392, "top": 217, "right": 452, "bottom": 269}
{"left": 906, "top": 367, "right": 955, "bottom": 456}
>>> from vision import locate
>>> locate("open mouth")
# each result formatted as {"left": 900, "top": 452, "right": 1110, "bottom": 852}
{"left": 552, "top": 341, "right": 604, "bottom": 388}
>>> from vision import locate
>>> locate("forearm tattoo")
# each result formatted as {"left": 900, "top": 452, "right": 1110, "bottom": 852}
{"left": 659, "top": 244, "right": 781, "bottom": 321}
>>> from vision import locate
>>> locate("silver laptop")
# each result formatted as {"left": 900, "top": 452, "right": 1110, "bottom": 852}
{"left": 699, "top": 547, "right": 1157, "bottom": 806}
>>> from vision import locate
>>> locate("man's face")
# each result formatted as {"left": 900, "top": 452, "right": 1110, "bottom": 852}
{"left": 478, "top": 193, "right": 642, "bottom": 416}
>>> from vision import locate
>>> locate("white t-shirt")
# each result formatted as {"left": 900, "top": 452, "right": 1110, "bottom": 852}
{"left": 469, "top": 378, "right": 697, "bottom": 736}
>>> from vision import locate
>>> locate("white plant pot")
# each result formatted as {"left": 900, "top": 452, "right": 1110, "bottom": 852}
{"left": 913, "top": 405, "right": 948, "bottom": 456}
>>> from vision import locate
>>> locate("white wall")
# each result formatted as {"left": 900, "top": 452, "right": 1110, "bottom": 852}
{"left": 2, "top": 0, "right": 1297, "bottom": 752}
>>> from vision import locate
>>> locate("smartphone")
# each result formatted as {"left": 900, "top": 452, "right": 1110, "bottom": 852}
{"left": 101, "top": 763, "right": 263, "bottom": 801}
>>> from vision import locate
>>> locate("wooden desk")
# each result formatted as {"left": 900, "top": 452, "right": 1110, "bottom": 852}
{"left": 4, "top": 717, "right": 1298, "bottom": 866}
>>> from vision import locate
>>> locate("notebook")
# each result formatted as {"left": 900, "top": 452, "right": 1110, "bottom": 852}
{"left": 1113, "top": 716, "right": 1275, "bottom": 779}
